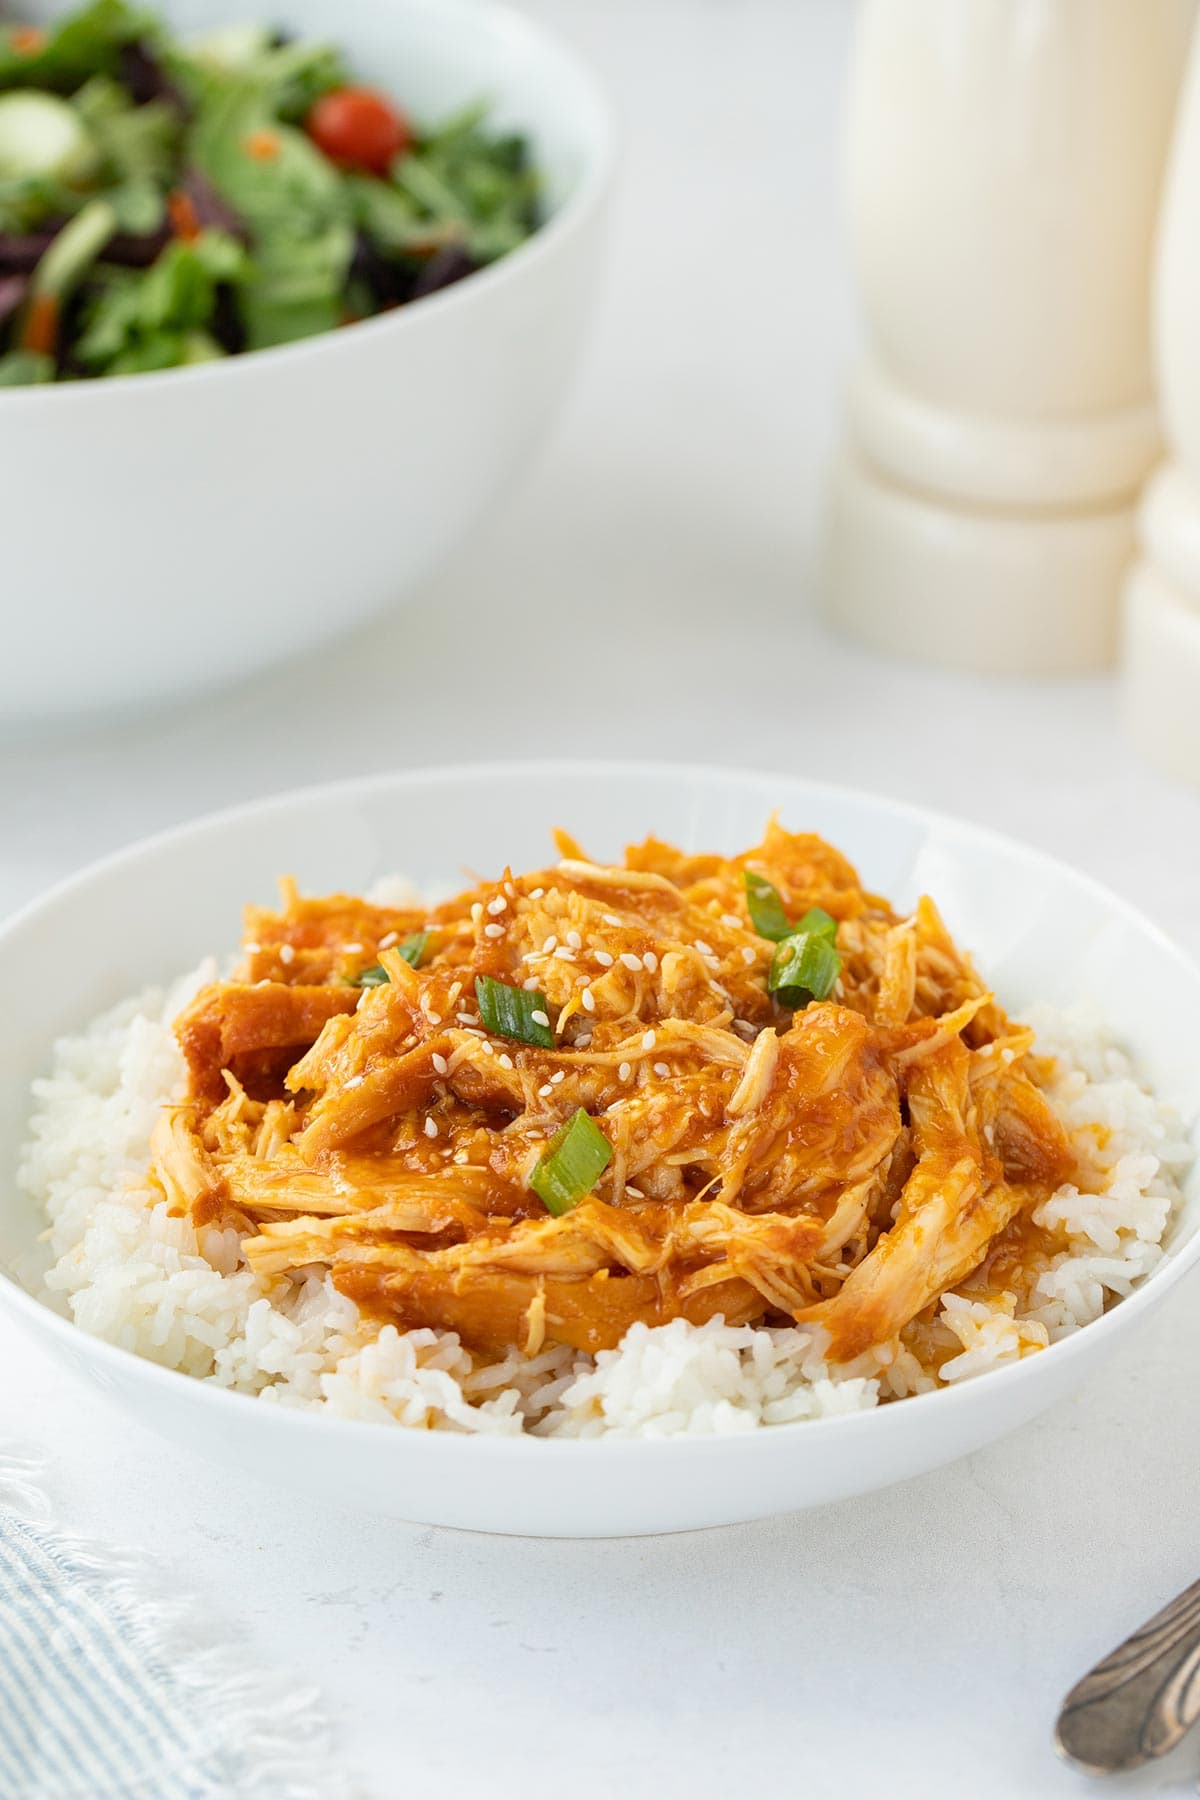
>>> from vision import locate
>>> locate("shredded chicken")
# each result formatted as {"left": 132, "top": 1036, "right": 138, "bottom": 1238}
{"left": 150, "top": 823, "right": 1076, "bottom": 1366}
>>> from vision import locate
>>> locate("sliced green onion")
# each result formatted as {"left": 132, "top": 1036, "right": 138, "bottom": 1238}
{"left": 475, "top": 974, "right": 553, "bottom": 1048}
{"left": 396, "top": 930, "right": 429, "bottom": 968}
{"left": 530, "top": 1109, "right": 612, "bottom": 1216}
{"left": 744, "top": 871, "right": 840, "bottom": 949}
{"left": 768, "top": 930, "right": 842, "bottom": 1009}
{"left": 352, "top": 931, "right": 429, "bottom": 987}
{"left": 353, "top": 963, "right": 389, "bottom": 988}
{"left": 743, "top": 870, "right": 793, "bottom": 942}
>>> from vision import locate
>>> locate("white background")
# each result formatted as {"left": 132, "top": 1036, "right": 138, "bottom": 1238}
{"left": 4, "top": 2, "right": 1200, "bottom": 1794}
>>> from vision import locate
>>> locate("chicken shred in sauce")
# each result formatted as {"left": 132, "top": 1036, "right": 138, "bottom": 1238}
{"left": 151, "top": 824, "right": 1077, "bottom": 1367}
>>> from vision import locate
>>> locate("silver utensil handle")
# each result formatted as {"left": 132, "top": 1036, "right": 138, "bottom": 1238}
{"left": 1057, "top": 1577, "right": 1200, "bottom": 1773}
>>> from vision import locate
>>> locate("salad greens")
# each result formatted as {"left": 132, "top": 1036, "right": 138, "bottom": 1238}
{"left": 0, "top": 0, "right": 540, "bottom": 383}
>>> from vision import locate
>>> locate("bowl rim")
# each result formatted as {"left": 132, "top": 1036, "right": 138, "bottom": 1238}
{"left": 3, "top": 754, "right": 1198, "bottom": 1457}
{"left": 0, "top": 0, "right": 617, "bottom": 407}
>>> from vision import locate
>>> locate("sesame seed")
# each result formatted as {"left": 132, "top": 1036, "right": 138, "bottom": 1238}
{"left": 343, "top": 941, "right": 363, "bottom": 954}
{"left": 619, "top": 952, "right": 641, "bottom": 972}
{"left": 694, "top": 940, "right": 714, "bottom": 956}
{"left": 641, "top": 1030, "right": 656, "bottom": 1050}
{"left": 721, "top": 914, "right": 741, "bottom": 929}
{"left": 426, "top": 1011, "right": 442, "bottom": 1025}
{"left": 523, "top": 977, "right": 540, "bottom": 991}
{"left": 432, "top": 1053, "right": 448, "bottom": 1076}
{"left": 484, "top": 923, "right": 505, "bottom": 939}
{"left": 618, "top": 1062, "right": 632, "bottom": 1082}
{"left": 530, "top": 1009, "right": 550, "bottom": 1028}
{"left": 575, "top": 1033, "right": 592, "bottom": 1049}
{"left": 453, "top": 1150, "right": 470, "bottom": 1165}
{"left": 346, "top": 1074, "right": 364, "bottom": 1089}
{"left": 456, "top": 1012, "right": 478, "bottom": 1026}
{"left": 523, "top": 952, "right": 546, "bottom": 965}
{"left": 447, "top": 981, "right": 462, "bottom": 1004}
{"left": 594, "top": 950, "right": 614, "bottom": 968}
{"left": 653, "top": 1061, "right": 670, "bottom": 1077}
{"left": 625, "top": 1185, "right": 645, "bottom": 1200}
{"left": 642, "top": 951, "right": 658, "bottom": 974}
{"left": 566, "top": 929, "right": 582, "bottom": 949}
{"left": 554, "top": 946, "right": 576, "bottom": 962}
{"left": 538, "top": 1083, "right": 554, "bottom": 1098}
{"left": 603, "top": 913, "right": 622, "bottom": 927}
{"left": 424, "top": 1117, "right": 438, "bottom": 1139}
{"left": 498, "top": 1053, "right": 514, "bottom": 1070}
{"left": 379, "top": 931, "right": 399, "bottom": 950}
{"left": 741, "top": 947, "right": 757, "bottom": 965}
{"left": 505, "top": 881, "right": 516, "bottom": 898}
{"left": 733, "top": 1018, "right": 756, "bottom": 1036}
{"left": 279, "top": 944, "right": 295, "bottom": 965}
{"left": 529, "top": 887, "right": 545, "bottom": 900}
{"left": 487, "top": 896, "right": 507, "bottom": 915}
{"left": 580, "top": 987, "right": 595, "bottom": 1013}
{"left": 542, "top": 934, "right": 557, "bottom": 954}
{"left": 471, "top": 903, "right": 483, "bottom": 924}
{"left": 244, "top": 941, "right": 261, "bottom": 954}
{"left": 551, "top": 1070, "right": 566, "bottom": 1085}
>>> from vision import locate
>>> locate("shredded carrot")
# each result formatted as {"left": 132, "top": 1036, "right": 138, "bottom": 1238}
{"left": 243, "top": 130, "right": 281, "bottom": 162}
{"left": 21, "top": 293, "right": 59, "bottom": 358}
{"left": 9, "top": 24, "right": 46, "bottom": 54}
{"left": 167, "top": 189, "right": 202, "bottom": 244}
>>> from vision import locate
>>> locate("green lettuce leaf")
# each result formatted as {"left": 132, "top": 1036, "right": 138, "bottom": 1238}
{"left": 99, "top": 325, "right": 223, "bottom": 374}
{"left": 0, "top": 0, "right": 152, "bottom": 92}
{"left": 345, "top": 173, "right": 459, "bottom": 255}
{"left": 239, "top": 219, "right": 353, "bottom": 347}
{"left": 170, "top": 34, "right": 346, "bottom": 125}
{"left": 107, "top": 174, "right": 164, "bottom": 234}
{"left": 76, "top": 228, "right": 245, "bottom": 371}
{"left": 71, "top": 74, "right": 181, "bottom": 185}
{"left": 191, "top": 84, "right": 353, "bottom": 347}
{"left": 0, "top": 348, "right": 54, "bottom": 384}
{"left": 0, "top": 170, "right": 88, "bottom": 232}
{"left": 386, "top": 108, "right": 539, "bottom": 266}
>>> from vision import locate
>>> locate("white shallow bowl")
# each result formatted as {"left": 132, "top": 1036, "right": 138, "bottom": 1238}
{"left": 1, "top": 0, "right": 613, "bottom": 723}
{"left": 2, "top": 761, "right": 1199, "bottom": 1537}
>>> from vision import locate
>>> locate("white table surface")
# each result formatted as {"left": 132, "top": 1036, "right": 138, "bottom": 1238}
{"left": 5, "top": 2, "right": 1200, "bottom": 1795}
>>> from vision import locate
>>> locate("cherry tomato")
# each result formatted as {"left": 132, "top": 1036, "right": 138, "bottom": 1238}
{"left": 305, "top": 87, "right": 412, "bottom": 175}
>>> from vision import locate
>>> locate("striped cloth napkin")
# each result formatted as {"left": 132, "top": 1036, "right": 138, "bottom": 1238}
{"left": 0, "top": 1455, "right": 348, "bottom": 1799}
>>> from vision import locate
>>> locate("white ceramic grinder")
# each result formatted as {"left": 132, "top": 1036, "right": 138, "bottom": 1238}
{"left": 825, "top": 0, "right": 1193, "bottom": 674}
{"left": 1122, "top": 18, "right": 1200, "bottom": 784}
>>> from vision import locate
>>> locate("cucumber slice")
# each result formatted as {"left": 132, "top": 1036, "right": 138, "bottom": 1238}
{"left": 0, "top": 90, "right": 96, "bottom": 182}
{"left": 184, "top": 23, "right": 273, "bottom": 70}
{"left": 31, "top": 197, "right": 116, "bottom": 298}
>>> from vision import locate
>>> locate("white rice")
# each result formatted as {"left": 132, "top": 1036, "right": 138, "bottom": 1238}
{"left": 16, "top": 976, "right": 1193, "bottom": 1439}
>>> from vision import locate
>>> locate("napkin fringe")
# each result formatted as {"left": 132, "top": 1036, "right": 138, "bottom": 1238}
{"left": 0, "top": 1449, "right": 353, "bottom": 1800}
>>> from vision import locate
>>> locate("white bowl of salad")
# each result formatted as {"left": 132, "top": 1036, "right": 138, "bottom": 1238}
{"left": 0, "top": 0, "right": 614, "bottom": 721}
